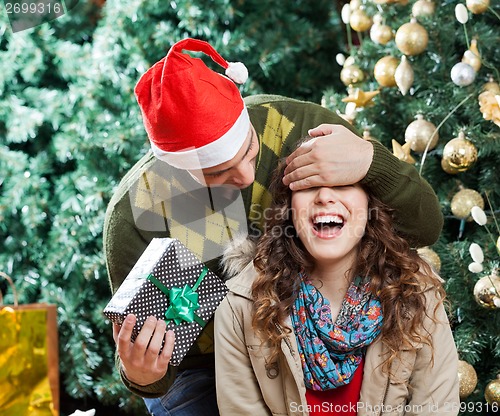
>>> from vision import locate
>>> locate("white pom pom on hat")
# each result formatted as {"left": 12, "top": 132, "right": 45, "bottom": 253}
{"left": 226, "top": 62, "right": 248, "bottom": 84}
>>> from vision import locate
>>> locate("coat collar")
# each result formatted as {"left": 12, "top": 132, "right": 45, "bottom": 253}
{"left": 224, "top": 260, "right": 257, "bottom": 300}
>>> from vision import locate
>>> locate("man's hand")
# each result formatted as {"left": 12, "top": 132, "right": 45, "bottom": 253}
{"left": 282, "top": 124, "right": 374, "bottom": 191}
{"left": 113, "top": 314, "right": 175, "bottom": 386}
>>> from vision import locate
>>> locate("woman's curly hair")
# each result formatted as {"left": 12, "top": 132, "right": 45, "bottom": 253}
{"left": 251, "top": 154, "right": 446, "bottom": 370}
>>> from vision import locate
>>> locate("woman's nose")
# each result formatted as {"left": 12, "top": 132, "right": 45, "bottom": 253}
{"left": 314, "top": 187, "right": 336, "bottom": 204}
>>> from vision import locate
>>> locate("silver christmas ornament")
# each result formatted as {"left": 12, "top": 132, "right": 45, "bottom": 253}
{"left": 451, "top": 62, "right": 476, "bottom": 87}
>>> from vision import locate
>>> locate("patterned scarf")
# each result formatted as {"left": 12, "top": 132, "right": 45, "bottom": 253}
{"left": 290, "top": 273, "right": 383, "bottom": 391}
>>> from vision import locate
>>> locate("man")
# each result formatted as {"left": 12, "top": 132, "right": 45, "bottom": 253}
{"left": 104, "top": 38, "right": 443, "bottom": 415}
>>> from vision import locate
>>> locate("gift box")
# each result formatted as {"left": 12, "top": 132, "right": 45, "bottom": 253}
{"left": 0, "top": 271, "right": 60, "bottom": 416}
{"left": 103, "top": 238, "right": 228, "bottom": 366}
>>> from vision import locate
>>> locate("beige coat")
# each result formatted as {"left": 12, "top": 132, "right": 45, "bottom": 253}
{"left": 215, "top": 262, "right": 460, "bottom": 416}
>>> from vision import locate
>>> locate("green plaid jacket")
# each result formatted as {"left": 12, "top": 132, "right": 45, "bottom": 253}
{"left": 103, "top": 95, "right": 443, "bottom": 397}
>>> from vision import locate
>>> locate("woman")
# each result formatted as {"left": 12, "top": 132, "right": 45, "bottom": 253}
{"left": 214, "top": 142, "right": 459, "bottom": 416}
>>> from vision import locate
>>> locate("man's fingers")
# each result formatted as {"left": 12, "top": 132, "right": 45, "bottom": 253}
{"left": 283, "top": 164, "right": 316, "bottom": 187}
{"left": 284, "top": 145, "right": 319, "bottom": 177}
{"left": 283, "top": 153, "right": 305, "bottom": 179}
{"left": 131, "top": 316, "right": 157, "bottom": 358}
{"left": 146, "top": 319, "right": 167, "bottom": 358}
{"left": 307, "top": 124, "right": 336, "bottom": 137}
{"left": 116, "top": 314, "right": 136, "bottom": 355}
{"left": 159, "top": 330, "right": 176, "bottom": 366}
{"left": 112, "top": 323, "right": 121, "bottom": 343}
{"left": 285, "top": 140, "right": 314, "bottom": 165}
{"left": 288, "top": 175, "right": 323, "bottom": 191}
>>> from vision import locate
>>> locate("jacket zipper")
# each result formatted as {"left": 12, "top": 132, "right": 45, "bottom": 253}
{"left": 276, "top": 324, "right": 295, "bottom": 357}
{"left": 379, "top": 377, "right": 390, "bottom": 416}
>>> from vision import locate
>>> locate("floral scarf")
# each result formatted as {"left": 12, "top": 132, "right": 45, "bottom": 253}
{"left": 290, "top": 273, "right": 383, "bottom": 391}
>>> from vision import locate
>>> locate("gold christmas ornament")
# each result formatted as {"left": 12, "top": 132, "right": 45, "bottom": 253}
{"left": 458, "top": 360, "right": 478, "bottom": 399}
{"left": 417, "top": 246, "right": 441, "bottom": 273}
{"left": 392, "top": 140, "right": 416, "bottom": 164}
{"left": 441, "top": 157, "right": 460, "bottom": 175}
{"left": 340, "top": 63, "right": 365, "bottom": 86}
{"left": 466, "top": 0, "right": 490, "bottom": 14}
{"left": 483, "top": 77, "right": 500, "bottom": 94}
{"left": 473, "top": 272, "right": 500, "bottom": 309}
{"left": 374, "top": 56, "right": 399, "bottom": 87}
{"left": 442, "top": 131, "right": 478, "bottom": 172}
{"left": 412, "top": 0, "right": 436, "bottom": 16}
{"left": 370, "top": 14, "right": 393, "bottom": 45}
{"left": 350, "top": 8, "right": 372, "bottom": 32}
{"left": 404, "top": 114, "right": 439, "bottom": 153}
{"left": 478, "top": 79, "right": 500, "bottom": 127}
{"left": 485, "top": 375, "right": 500, "bottom": 404}
{"left": 450, "top": 188, "right": 484, "bottom": 220}
{"left": 395, "top": 55, "right": 414, "bottom": 96}
{"left": 342, "top": 87, "right": 380, "bottom": 108}
{"left": 462, "top": 38, "right": 482, "bottom": 72}
{"left": 395, "top": 18, "right": 429, "bottom": 56}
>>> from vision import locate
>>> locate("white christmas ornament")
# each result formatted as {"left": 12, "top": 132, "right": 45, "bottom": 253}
{"left": 69, "top": 410, "right": 96, "bottom": 416}
{"left": 451, "top": 62, "right": 476, "bottom": 87}
{"left": 469, "top": 243, "right": 484, "bottom": 264}
{"left": 345, "top": 102, "right": 357, "bottom": 116}
{"left": 468, "top": 262, "right": 484, "bottom": 273}
{"left": 342, "top": 4, "right": 352, "bottom": 24}
{"left": 455, "top": 4, "right": 469, "bottom": 24}
{"left": 471, "top": 206, "right": 487, "bottom": 225}
{"left": 395, "top": 55, "right": 414, "bottom": 96}
{"left": 336, "top": 53, "right": 346, "bottom": 66}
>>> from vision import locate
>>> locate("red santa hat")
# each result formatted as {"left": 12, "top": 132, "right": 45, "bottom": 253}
{"left": 134, "top": 38, "right": 250, "bottom": 170}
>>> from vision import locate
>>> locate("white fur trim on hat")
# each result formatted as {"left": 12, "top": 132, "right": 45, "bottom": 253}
{"left": 151, "top": 106, "right": 250, "bottom": 170}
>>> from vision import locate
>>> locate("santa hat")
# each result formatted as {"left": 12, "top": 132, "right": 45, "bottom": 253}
{"left": 134, "top": 38, "right": 250, "bottom": 170}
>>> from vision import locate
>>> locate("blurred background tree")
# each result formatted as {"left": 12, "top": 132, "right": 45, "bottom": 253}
{"left": 1, "top": 0, "right": 499, "bottom": 414}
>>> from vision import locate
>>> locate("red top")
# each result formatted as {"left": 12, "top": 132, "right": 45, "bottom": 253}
{"left": 305, "top": 359, "right": 364, "bottom": 415}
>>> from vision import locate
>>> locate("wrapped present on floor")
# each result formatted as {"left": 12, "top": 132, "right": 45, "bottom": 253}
{"left": 103, "top": 238, "right": 228, "bottom": 366}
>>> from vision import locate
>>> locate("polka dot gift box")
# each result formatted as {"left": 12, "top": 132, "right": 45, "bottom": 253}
{"left": 103, "top": 238, "right": 228, "bottom": 366}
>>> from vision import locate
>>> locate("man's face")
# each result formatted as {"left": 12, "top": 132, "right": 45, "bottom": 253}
{"left": 188, "top": 126, "right": 259, "bottom": 189}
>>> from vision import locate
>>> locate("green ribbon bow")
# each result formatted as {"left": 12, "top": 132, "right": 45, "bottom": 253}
{"left": 147, "top": 267, "right": 207, "bottom": 327}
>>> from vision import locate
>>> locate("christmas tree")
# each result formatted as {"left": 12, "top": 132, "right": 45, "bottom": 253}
{"left": 0, "top": 1, "right": 128, "bottom": 414}
{"left": 2, "top": 0, "right": 499, "bottom": 413}
{"left": 1, "top": 0, "right": 346, "bottom": 413}
{"left": 322, "top": 0, "right": 500, "bottom": 413}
